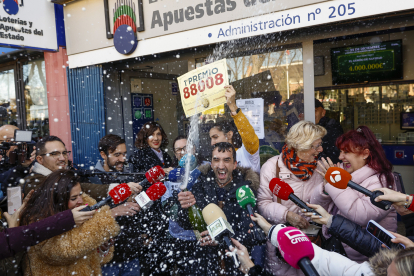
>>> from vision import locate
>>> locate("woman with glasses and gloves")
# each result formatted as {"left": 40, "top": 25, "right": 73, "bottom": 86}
{"left": 257, "top": 120, "right": 327, "bottom": 276}
{"left": 310, "top": 126, "right": 397, "bottom": 263}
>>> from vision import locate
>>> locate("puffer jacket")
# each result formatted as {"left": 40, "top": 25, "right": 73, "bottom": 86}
{"left": 310, "top": 164, "right": 397, "bottom": 262}
{"left": 23, "top": 194, "right": 120, "bottom": 276}
{"left": 257, "top": 155, "right": 323, "bottom": 276}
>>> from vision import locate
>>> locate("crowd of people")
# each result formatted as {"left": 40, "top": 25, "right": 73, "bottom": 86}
{"left": 0, "top": 85, "right": 413, "bottom": 276}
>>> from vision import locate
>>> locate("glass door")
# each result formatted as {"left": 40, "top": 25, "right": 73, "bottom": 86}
{"left": 0, "top": 66, "right": 18, "bottom": 127}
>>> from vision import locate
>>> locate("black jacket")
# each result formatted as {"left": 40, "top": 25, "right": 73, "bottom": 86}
{"left": 177, "top": 164, "right": 261, "bottom": 275}
{"left": 318, "top": 116, "right": 343, "bottom": 164}
{"left": 328, "top": 214, "right": 413, "bottom": 258}
{"left": 402, "top": 213, "right": 414, "bottom": 237}
{"left": 0, "top": 164, "right": 30, "bottom": 208}
{"left": 129, "top": 147, "right": 172, "bottom": 174}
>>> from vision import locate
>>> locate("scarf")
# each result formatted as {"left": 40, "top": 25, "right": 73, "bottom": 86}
{"left": 281, "top": 144, "right": 317, "bottom": 181}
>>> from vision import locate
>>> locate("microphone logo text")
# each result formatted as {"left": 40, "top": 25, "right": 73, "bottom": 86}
{"left": 284, "top": 229, "right": 309, "bottom": 244}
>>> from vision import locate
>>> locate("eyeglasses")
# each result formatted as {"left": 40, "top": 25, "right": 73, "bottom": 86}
{"left": 174, "top": 146, "right": 186, "bottom": 153}
{"left": 40, "top": 151, "right": 71, "bottom": 159}
{"left": 311, "top": 143, "right": 323, "bottom": 150}
{"left": 111, "top": 152, "right": 127, "bottom": 158}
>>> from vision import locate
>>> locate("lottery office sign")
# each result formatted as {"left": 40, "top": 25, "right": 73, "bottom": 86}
{"left": 178, "top": 59, "right": 228, "bottom": 118}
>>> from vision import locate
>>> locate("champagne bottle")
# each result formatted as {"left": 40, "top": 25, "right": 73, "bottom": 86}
{"left": 183, "top": 189, "right": 207, "bottom": 233}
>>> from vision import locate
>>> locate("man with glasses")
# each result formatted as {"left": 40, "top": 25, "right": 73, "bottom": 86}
{"left": 21, "top": 136, "right": 141, "bottom": 201}
{"left": 315, "top": 98, "right": 343, "bottom": 163}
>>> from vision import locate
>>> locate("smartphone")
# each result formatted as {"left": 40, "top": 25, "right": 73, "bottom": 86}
{"left": 7, "top": 187, "right": 22, "bottom": 215}
{"left": 366, "top": 220, "right": 405, "bottom": 250}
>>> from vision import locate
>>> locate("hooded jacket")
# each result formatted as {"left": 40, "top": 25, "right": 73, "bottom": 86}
{"left": 177, "top": 164, "right": 261, "bottom": 275}
{"left": 257, "top": 155, "right": 323, "bottom": 276}
{"left": 23, "top": 194, "right": 119, "bottom": 276}
{"left": 21, "top": 162, "right": 113, "bottom": 201}
{"left": 310, "top": 164, "right": 397, "bottom": 262}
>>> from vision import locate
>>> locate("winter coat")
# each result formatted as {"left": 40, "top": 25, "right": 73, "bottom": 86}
{"left": 21, "top": 162, "right": 112, "bottom": 201}
{"left": 311, "top": 243, "right": 374, "bottom": 276}
{"left": 310, "top": 164, "right": 397, "bottom": 262}
{"left": 177, "top": 164, "right": 261, "bottom": 276}
{"left": 257, "top": 155, "right": 324, "bottom": 276}
{"left": 0, "top": 164, "right": 30, "bottom": 208}
{"left": 23, "top": 194, "right": 120, "bottom": 276}
{"left": 0, "top": 210, "right": 75, "bottom": 276}
{"left": 328, "top": 214, "right": 382, "bottom": 258}
{"left": 128, "top": 147, "right": 172, "bottom": 174}
{"left": 317, "top": 116, "right": 343, "bottom": 164}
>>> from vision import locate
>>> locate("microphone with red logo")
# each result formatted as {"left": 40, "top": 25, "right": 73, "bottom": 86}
{"left": 81, "top": 183, "right": 131, "bottom": 212}
{"left": 269, "top": 178, "right": 321, "bottom": 224}
{"left": 140, "top": 165, "right": 165, "bottom": 189}
{"left": 134, "top": 182, "right": 167, "bottom": 210}
{"left": 276, "top": 226, "right": 319, "bottom": 276}
{"left": 324, "top": 167, "right": 393, "bottom": 210}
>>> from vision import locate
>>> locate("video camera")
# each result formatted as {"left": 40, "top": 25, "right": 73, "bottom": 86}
{"left": 0, "top": 130, "right": 35, "bottom": 166}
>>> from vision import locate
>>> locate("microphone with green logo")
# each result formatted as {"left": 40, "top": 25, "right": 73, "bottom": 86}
{"left": 236, "top": 185, "right": 266, "bottom": 243}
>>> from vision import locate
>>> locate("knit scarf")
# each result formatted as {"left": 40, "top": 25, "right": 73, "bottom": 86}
{"left": 281, "top": 144, "right": 317, "bottom": 181}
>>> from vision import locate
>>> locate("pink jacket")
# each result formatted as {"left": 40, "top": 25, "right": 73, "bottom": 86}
{"left": 258, "top": 155, "right": 324, "bottom": 276}
{"left": 310, "top": 164, "right": 397, "bottom": 262}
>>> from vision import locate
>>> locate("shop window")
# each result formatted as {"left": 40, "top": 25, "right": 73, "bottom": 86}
{"left": 0, "top": 69, "right": 17, "bottom": 126}
{"left": 195, "top": 47, "right": 304, "bottom": 165}
{"left": 23, "top": 59, "right": 49, "bottom": 141}
{"left": 315, "top": 84, "right": 414, "bottom": 142}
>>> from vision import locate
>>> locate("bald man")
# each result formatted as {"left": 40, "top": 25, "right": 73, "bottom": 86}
{"left": 0, "top": 124, "right": 18, "bottom": 158}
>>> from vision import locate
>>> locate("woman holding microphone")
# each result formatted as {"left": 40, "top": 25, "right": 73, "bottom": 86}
{"left": 257, "top": 120, "right": 327, "bottom": 275}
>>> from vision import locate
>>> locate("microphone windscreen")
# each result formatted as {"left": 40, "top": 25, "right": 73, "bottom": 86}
{"left": 146, "top": 182, "right": 167, "bottom": 201}
{"left": 325, "top": 167, "right": 352, "bottom": 189}
{"left": 179, "top": 154, "right": 197, "bottom": 171}
{"left": 109, "top": 183, "right": 131, "bottom": 204}
{"left": 202, "top": 203, "right": 227, "bottom": 225}
{"left": 168, "top": 167, "right": 185, "bottom": 182}
{"left": 269, "top": 178, "right": 293, "bottom": 201}
{"left": 277, "top": 227, "right": 315, "bottom": 269}
{"left": 187, "top": 169, "right": 201, "bottom": 191}
{"left": 236, "top": 185, "right": 256, "bottom": 209}
{"left": 145, "top": 165, "right": 165, "bottom": 184}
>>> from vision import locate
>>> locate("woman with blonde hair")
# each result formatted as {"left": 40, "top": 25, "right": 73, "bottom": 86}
{"left": 257, "top": 120, "right": 327, "bottom": 275}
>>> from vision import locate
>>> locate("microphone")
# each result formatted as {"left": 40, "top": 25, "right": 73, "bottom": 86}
{"left": 178, "top": 154, "right": 198, "bottom": 171}
{"left": 269, "top": 178, "right": 321, "bottom": 226}
{"left": 168, "top": 168, "right": 201, "bottom": 191}
{"left": 324, "top": 167, "right": 393, "bottom": 210}
{"left": 236, "top": 185, "right": 266, "bottom": 243}
{"left": 277, "top": 227, "right": 319, "bottom": 276}
{"left": 134, "top": 182, "right": 167, "bottom": 210}
{"left": 140, "top": 166, "right": 165, "bottom": 189}
{"left": 202, "top": 203, "right": 240, "bottom": 268}
{"left": 81, "top": 183, "right": 131, "bottom": 212}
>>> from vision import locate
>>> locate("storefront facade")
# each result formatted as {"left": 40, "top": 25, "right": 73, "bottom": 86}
{"left": 62, "top": 0, "right": 414, "bottom": 193}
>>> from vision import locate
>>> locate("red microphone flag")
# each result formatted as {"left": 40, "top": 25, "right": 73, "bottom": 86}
{"left": 145, "top": 165, "right": 165, "bottom": 184}
{"left": 146, "top": 182, "right": 167, "bottom": 201}
{"left": 325, "top": 167, "right": 352, "bottom": 189}
{"left": 277, "top": 226, "right": 315, "bottom": 269}
{"left": 108, "top": 183, "right": 132, "bottom": 204}
{"left": 269, "top": 178, "right": 293, "bottom": 201}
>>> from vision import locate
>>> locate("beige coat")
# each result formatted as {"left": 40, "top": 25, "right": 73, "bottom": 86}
{"left": 23, "top": 194, "right": 120, "bottom": 276}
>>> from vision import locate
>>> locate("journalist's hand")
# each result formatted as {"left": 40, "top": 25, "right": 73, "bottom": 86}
{"left": 199, "top": 230, "right": 218, "bottom": 246}
{"left": 303, "top": 203, "right": 331, "bottom": 225}
{"left": 286, "top": 211, "right": 309, "bottom": 229}
{"left": 226, "top": 238, "right": 254, "bottom": 274}
{"left": 250, "top": 213, "right": 272, "bottom": 235}
{"left": 389, "top": 231, "right": 414, "bottom": 248}
{"left": 111, "top": 202, "right": 141, "bottom": 218}
{"left": 163, "top": 167, "right": 174, "bottom": 174}
{"left": 127, "top": 182, "right": 143, "bottom": 194}
{"left": 178, "top": 191, "right": 196, "bottom": 209}
{"left": 71, "top": 205, "right": 96, "bottom": 226}
{"left": 373, "top": 188, "right": 411, "bottom": 206}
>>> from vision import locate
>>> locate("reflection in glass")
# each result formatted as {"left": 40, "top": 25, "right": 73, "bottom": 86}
{"left": 0, "top": 69, "right": 17, "bottom": 126}
{"left": 23, "top": 59, "right": 49, "bottom": 141}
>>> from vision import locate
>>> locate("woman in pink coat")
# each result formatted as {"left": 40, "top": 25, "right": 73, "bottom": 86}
{"left": 311, "top": 126, "right": 397, "bottom": 263}
{"left": 257, "top": 121, "right": 327, "bottom": 275}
